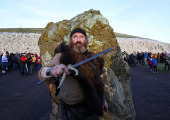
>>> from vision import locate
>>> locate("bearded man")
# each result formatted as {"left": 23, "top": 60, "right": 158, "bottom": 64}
{"left": 38, "top": 28, "right": 108, "bottom": 120}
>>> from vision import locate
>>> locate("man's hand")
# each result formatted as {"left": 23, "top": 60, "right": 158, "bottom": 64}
{"left": 50, "top": 64, "right": 69, "bottom": 78}
{"left": 103, "top": 100, "right": 108, "bottom": 111}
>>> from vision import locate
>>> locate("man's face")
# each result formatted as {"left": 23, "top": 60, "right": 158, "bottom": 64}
{"left": 70, "top": 32, "right": 88, "bottom": 53}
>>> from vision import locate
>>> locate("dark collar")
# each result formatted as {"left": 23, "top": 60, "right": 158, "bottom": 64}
{"left": 83, "top": 50, "right": 89, "bottom": 55}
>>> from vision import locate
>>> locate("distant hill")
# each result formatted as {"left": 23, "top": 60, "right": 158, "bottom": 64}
{"left": 0, "top": 28, "right": 143, "bottom": 38}
{"left": 0, "top": 28, "right": 44, "bottom": 34}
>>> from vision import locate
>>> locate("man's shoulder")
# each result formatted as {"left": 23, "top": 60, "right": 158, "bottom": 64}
{"left": 51, "top": 53, "right": 61, "bottom": 64}
{"left": 54, "top": 53, "right": 61, "bottom": 58}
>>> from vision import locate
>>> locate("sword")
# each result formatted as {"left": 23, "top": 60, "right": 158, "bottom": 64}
{"left": 37, "top": 47, "right": 113, "bottom": 85}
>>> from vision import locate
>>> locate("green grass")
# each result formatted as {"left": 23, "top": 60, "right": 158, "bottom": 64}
{"left": 0, "top": 28, "right": 145, "bottom": 38}
{"left": 0, "top": 28, "right": 44, "bottom": 34}
{"left": 157, "top": 63, "right": 170, "bottom": 74}
{"left": 114, "top": 32, "right": 143, "bottom": 38}
{"left": 144, "top": 63, "right": 169, "bottom": 74}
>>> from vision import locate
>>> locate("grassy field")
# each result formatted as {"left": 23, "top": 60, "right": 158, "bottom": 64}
{"left": 0, "top": 28, "right": 44, "bottom": 34}
{"left": 0, "top": 28, "right": 144, "bottom": 38}
{"left": 114, "top": 32, "right": 143, "bottom": 38}
{"left": 146, "top": 63, "right": 170, "bottom": 74}
{"left": 157, "top": 63, "right": 170, "bottom": 74}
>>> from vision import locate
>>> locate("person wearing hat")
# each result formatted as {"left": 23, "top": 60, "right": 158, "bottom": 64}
{"left": 38, "top": 28, "right": 108, "bottom": 120}
{"left": 1, "top": 53, "right": 8, "bottom": 73}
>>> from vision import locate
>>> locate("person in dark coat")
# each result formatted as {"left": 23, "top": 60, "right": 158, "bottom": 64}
{"left": 137, "top": 52, "right": 141, "bottom": 64}
{"left": 38, "top": 28, "right": 108, "bottom": 120}
{"left": 164, "top": 57, "right": 169, "bottom": 71}
{"left": 12, "top": 53, "right": 18, "bottom": 71}
{"left": 0, "top": 52, "right": 3, "bottom": 74}
{"left": 27, "top": 53, "right": 33, "bottom": 74}
{"left": 130, "top": 53, "right": 135, "bottom": 67}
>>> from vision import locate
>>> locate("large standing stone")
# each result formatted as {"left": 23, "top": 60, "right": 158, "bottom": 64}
{"left": 38, "top": 9, "right": 136, "bottom": 120}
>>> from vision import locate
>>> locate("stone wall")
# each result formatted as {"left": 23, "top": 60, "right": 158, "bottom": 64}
{"left": 0, "top": 32, "right": 41, "bottom": 55}
{"left": 117, "top": 37, "right": 170, "bottom": 54}
{"left": 0, "top": 33, "right": 169, "bottom": 55}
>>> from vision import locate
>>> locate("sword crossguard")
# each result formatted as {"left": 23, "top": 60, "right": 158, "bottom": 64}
{"left": 57, "top": 64, "right": 78, "bottom": 89}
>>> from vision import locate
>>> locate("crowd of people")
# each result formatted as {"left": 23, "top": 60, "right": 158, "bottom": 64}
{"left": 0, "top": 51, "right": 42, "bottom": 76}
{"left": 122, "top": 51, "right": 170, "bottom": 73}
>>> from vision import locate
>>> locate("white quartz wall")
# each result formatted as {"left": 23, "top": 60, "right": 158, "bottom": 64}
{"left": 0, "top": 33, "right": 41, "bottom": 55}
{"left": 116, "top": 37, "right": 170, "bottom": 54}
{"left": 0, "top": 33, "right": 170, "bottom": 54}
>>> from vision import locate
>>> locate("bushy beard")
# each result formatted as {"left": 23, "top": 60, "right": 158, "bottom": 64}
{"left": 70, "top": 41, "right": 87, "bottom": 53}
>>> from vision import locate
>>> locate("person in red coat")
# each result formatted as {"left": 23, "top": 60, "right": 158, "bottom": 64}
{"left": 20, "top": 54, "right": 27, "bottom": 76}
{"left": 36, "top": 56, "right": 42, "bottom": 71}
{"left": 148, "top": 55, "right": 153, "bottom": 72}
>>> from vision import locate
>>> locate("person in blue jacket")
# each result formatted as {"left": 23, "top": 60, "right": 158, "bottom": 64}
{"left": 152, "top": 55, "right": 158, "bottom": 73}
{"left": 144, "top": 52, "right": 148, "bottom": 66}
{"left": 2, "top": 53, "right": 9, "bottom": 73}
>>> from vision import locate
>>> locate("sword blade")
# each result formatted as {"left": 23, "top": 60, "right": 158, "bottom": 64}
{"left": 37, "top": 80, "right": 45, "bottom": 85}
{"left": 73, "top": 47, "right": 113, "bottom": 68}
{"left": 37, "top": 47, "right": 113, "bottom": 85}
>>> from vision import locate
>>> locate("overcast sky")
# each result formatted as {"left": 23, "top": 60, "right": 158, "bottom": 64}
{"left": 1, "top": 0, "right": 170, "bottom": 43}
